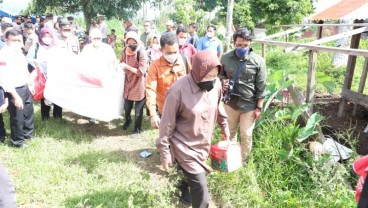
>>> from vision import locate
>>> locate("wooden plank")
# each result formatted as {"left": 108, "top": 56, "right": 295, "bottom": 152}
{"left": 306, "top": 50, "right": 317, "bottom": 113}
{"left": 261, "top": 26, "right": 308, "bottom": 40}
{"left": 284, "top": 27, "right": 368, "bottom": 53}
{"left": 274, "top": 23, "right": 368, "bottom": 27}
{"left": 314, "top": 97, "right": 341, "bottom": 103}
{"left": 253, "top": 39, "right": 368, "bottom": 57}
{"left": 261, "top": 44, "right": 266, "bottom": 61}
{"left": 287, "top": 84, "right": 326, "bottom": 142}
{"left": 342, "top": 89, "right": 368, "bottom": 108}
{"left": 338, "top": 20, "right": 363, "bottom": 117}
{"left": 316, "top": 20, "right": 324, "bottom": 39}
{"left": 353, "top": 58, "right": 368, "bottom": 115}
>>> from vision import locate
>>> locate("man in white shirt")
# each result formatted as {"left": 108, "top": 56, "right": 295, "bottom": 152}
{"left": 0, "top": 29, "right": 34, "bottom": 148}
{"left": 97, "top": 15, "right": 108, "bottom": 43}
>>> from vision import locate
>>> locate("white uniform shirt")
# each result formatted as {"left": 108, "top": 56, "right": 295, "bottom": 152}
{"left": 0, "top": 46, "right": 29, "bottom": 93}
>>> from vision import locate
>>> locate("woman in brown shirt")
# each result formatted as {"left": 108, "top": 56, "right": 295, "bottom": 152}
{"left": 156, "top": 51, "right": 230, "bottom": 207}
{"left": 120, "top": 31, "right": 148, "bottom": 135}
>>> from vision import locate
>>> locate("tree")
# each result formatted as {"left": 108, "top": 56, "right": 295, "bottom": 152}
{"left": 28, "top": 0, "right": 146, "bottom": 30}
{"left": 224, "top": 0, "right": 234, "bottom": 52}
{"left": 166, "top": 0, "right": 208, "bottom": 29}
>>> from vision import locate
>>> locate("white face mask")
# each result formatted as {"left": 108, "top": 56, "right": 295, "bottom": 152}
{"left": 9, "top": 42, "right": 23, "bottom": 51}
{"left": 92, "top": 40, "right": 102, "bottom": 47}
{"left": 152, "top": 44, "right": 160, "bottom": 50}
{"left": 207, "top": 32, "right": 214, "bottom": 38}
{"left": 62, "top": 32, "right": 71, "bottom": 38}
{"left": 178, "top": 38, "right": 187, "bottom": 46}
{"left": 42, "top": 38, "right": 52, "bottom": 45}
{"left": 164, "top": 53, "right": 178, "bottom": 64}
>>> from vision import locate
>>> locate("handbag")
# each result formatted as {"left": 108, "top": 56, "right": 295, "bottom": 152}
{"left": 32, "top": 67, "right": 46, "bottom": 101}
{"left": 353, "top": 155, "right": 368, "bottom": 207}
{"left": 210, "top": 141, "right": 242, "bottom": 172}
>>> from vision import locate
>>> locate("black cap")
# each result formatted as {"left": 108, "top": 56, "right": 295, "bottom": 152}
{"left": 67, "top": 16, "right": 74, "bottom": 21}
{"left": 46, "top": 13, "right": 53, "bottom": 18}
{"left": 59, "top": 19, "right": 71, "bottom": 29}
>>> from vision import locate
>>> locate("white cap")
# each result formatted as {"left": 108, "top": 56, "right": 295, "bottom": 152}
{"left": 2, "top": 17, "right": 12, "bottom": 24}
{"left": 165, "top": 20, "right": 174, "bottom": 27}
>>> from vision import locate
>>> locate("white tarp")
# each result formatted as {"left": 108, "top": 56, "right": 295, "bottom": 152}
{"left": 43, "top": 52, "right": 124, "bottom": 122}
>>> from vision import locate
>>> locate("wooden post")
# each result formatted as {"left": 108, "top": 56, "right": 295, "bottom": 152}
{"left": 261, "top": 43, "right": 266, "bottom": 61}
{"left": 316, "top": 20, "right": 324, "bottom": 39}
{"left": 338, "top": 19, "right": 364, "bottom": 117}
{"left": 307, "top": 50, "right": 317, "bottom": 113}
{"left": 353, "top": 57, "right": 368, "bottom": 115}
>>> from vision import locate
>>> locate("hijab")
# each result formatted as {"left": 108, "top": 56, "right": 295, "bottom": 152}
{"left": 38, "top": 27, "right": 55, "bottom": 49}
{"left": 190, "top": 51, "right": 222, "bottom": 84}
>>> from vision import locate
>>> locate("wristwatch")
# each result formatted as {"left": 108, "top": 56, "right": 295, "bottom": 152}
{"left": 256, "top": 106, "right": 262, "bottom": 111}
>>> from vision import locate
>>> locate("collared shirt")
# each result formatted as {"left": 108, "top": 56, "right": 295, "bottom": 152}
{"left": 197, "top": 36, "right": 222, "bottom": 55}
{"left": 188, "top": 33, "right": 199, "bottom": 48}
{"left": 23, "top": 33, "right": 38, "bottom": 53}
{"left": 146, "top": 55, "right": 191, "bottom": 115}
{"left": 0, "top": 46, "right": 29, "bottom": 93}
{"left": 140, "top": 32, "right": 151, "bottom": 48}
{"left": 179, "top": 43, "right": 196, "bottom": 59}
{"left": 56, "top": 35, "right": 80, "bottom": 55}
{"left": 220, "top": 50, "right": 267, "bottom": 112}
{"left": 99, "top": 21, "right": 108, "bottom": 38}
{"left": 121, "top": 47, "right": 148, "bottom": 101}
{"left": 156, "top": 75, "right": 228, "bottom": 174}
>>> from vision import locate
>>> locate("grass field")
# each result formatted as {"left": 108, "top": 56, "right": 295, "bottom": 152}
{"left": 0, "top": 103, "right": 358, "bottom": 207}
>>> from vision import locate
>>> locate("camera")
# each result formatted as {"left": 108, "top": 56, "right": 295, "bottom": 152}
{"left": 223, "top": 80, "right": 234, "bottom": 104}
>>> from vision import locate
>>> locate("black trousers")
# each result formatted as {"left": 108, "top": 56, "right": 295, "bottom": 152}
{"left": 7, "top": 85, "right": 34, "bottom": 146}
{"left": 0, "top": 162, "right": 16, "bottom": 208}
{"left": 40, "top": 98, "right": 62, "bottom": 120}
{"left": 181, "top": 167, "right": 209, "bottom": 208}
{"left": 0, "top": 113, "right": 5, "bottom": 139}
{"left": 124, "top": 97, "right": 146, "bottom": 131}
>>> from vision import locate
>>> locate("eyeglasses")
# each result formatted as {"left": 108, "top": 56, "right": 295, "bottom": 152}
{"left": 10, "top": 39, "right": 22, "bottom": 42}
{"left": 92, "top": 37, "right": 102, "bottom": 41}
{"left": 144, "top": 25, "right": 150, "bottom": 27}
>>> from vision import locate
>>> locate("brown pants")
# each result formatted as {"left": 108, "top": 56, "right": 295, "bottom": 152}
{"left": 224, "top": 104, "right": 255, "bottom": 160}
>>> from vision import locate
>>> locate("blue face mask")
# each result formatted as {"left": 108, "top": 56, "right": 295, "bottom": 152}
{"left": 235, "top": 47, "right": 249, "bottom": 58}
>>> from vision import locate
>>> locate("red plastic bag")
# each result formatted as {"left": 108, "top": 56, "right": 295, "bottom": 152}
{"left": 210, "top": 141, "right": 242, "bottom": 172}
{"left": 32, "top": 68, "right": 46, "bottom": 101}
{"left": 353, "top": 155, "right": 368, "bottom": 202}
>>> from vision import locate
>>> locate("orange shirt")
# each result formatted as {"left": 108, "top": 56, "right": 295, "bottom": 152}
{"left": 146, "top": 55, "right": 191, "bottom": 115}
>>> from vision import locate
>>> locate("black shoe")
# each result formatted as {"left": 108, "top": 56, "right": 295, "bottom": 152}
{"left": 179, "top": 187, "right": 192, "bottom": 206}
{"left": 12, "top": 143, "right": 27, "bottom": 148}
{"left": 0, "top": 136, "right": 5, "bottom": 143}
{"left": 131, "top": 130, "right": 141, "bottom": 137}
{"left": 122, "top": 119, "right": 131, "bottom": 130}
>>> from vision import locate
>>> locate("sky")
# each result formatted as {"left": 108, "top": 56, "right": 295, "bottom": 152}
{"left": 0, "top": 0, "right": 32, "bottom": 15}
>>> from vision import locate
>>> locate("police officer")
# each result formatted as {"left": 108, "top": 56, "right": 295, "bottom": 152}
{"left": 56, "top": 19, "right": 80, "bottom": 55}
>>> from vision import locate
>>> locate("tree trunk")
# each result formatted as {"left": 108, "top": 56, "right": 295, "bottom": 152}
{"left": 83, "top": 7, "right": 92, "bottom": 33}
{"left": 224, "top": 0, "right": 234, "bottom": 53}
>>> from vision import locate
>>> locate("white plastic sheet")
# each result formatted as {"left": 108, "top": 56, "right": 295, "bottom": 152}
{"left": 43, "top": 51, "right": 124, "bottom": 122}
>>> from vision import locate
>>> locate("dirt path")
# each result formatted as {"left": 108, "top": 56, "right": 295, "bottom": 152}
{"left": 63, "top": 112, "right": 218, "bottom": 207}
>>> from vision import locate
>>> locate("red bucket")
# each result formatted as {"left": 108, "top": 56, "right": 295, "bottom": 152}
{"left": 210, "top": 141, "right": 242, "bottom": 172}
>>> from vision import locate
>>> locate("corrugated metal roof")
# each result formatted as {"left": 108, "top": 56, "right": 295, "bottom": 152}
{"left": 311, "top": 0, "right": 368, "bottom": 21}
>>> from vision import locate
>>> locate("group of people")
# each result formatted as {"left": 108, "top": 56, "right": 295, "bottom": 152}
{"left": 119, "top": 20, "right": 267, "bottom": 207}
{"left": 0, "top": 15, "right": 267, "bottom": 208}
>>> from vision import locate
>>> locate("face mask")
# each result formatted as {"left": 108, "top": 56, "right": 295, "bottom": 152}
{"left": 92, "top": 40, "right": 102, "bottom": 47}
{"left": 42, "top": 38, "right": 52, "bottom": 45}
{"left": 207, "top": 32, "right": 214, "bottom": 38}
{"left": 128, "top": 44, "right": 138, "bottom": 51}
{"left": 164, "top": 53, "right": 178, "bottom": 64}
{"left": 197, "top": 79, "right": 216, "bottom": 91}
{"left": 16, "top": 22, "right": 21, "bottom": 25}
{"left": 235, "top": 47, "right": 249, "bottom": 58}
{"left": 62, "top": 32, "right": 71, "bottom": 38}
{"left": 178, "top": 38, "right": 186, "bottom": 46}
{"left": 152, "top": 44, "right": 160, "bottom": 50}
